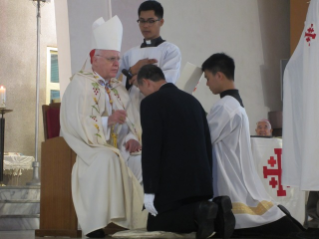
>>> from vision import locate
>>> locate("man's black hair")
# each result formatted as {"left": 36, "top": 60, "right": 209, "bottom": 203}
{"left": 138, "top": 0, "right": 164, "bottom": 19}
{"left": 202, "top": 53, "right": 235, "bottom": 80}
{"left": 137, "top": 64, "right": 165, "bottom": 85}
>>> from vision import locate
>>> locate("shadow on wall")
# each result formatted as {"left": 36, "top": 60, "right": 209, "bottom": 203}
{"left": 257, "top": 0, "right": 290, "bottom": 111}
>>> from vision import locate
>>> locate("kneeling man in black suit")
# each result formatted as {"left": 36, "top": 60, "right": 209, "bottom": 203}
{"left": 136, "top": 65, "right": 235, "bottom": 239}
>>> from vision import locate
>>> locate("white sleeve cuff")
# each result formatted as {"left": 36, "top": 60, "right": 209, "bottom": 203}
{"left": 123, "top": 132, "right": 138, "bottom": 144}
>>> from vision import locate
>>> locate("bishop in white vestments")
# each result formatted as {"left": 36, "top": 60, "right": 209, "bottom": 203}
{"left": 202, "top": 53, "right": 304, "bottom": 238}
{"left": 60, "top": 16, "right": 147, "bottom": 237}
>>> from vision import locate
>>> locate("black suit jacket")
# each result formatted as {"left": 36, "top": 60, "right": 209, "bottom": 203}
{"left": 140, "top": 83, "right": 213, "bottom": 212}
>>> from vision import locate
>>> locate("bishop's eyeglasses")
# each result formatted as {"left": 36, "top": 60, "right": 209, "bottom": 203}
{"left": 137, "top": 18, "right": 161, "bottom": 25}
{"left": 96, "top": 55, "right": 120, "bottom": 63}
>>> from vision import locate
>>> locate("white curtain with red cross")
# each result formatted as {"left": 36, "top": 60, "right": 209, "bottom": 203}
{"left": 251, "top": 137, "right": 306, "bottom": 224}
{"left": 282, "top": 0, "right": 319, "bottom": 190}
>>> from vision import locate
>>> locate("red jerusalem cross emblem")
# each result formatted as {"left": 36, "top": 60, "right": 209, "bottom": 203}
{"left": 263, "top": 148, "right": 287, "bottom": 197}
{"left": 305, "top": 23, "right": 316, "bottom": 46}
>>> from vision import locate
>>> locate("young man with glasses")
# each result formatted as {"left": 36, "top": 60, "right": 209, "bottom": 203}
{"left": 119, "top": 0, "right": 181, "bottom": 113}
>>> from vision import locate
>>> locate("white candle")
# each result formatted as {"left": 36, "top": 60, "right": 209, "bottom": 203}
{"left": 0, "top": 85, "right": 6, "bottom": 108}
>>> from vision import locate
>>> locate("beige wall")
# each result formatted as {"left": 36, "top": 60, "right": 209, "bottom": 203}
{"left": 112, "top": 0, "right": 145, "bottom": 54}
{"left": 159, "top": 0, "right": 290, "bottom": 133}
{"left": 0, "top": 0, "right": 57, "bottom": 183}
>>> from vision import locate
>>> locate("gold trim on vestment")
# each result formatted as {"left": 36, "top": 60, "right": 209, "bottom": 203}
{"left": 232, "top": 200, "right": 274, "bottom": 215}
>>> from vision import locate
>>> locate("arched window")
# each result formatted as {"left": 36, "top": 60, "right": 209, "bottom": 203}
{"left": 46, "top": 47, "right": 60, "bottom": 104}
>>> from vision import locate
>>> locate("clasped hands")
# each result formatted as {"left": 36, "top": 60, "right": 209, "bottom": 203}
{"left": 108, "top": 110, "right": 141, "bottom": 153}
{"left": 108, "top": 110, "right": 126, "bottom": 126}
{"left": 129, "top": 58, "right": 158, "bottom": 86}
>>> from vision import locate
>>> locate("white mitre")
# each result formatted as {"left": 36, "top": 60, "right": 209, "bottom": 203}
{"left": 91, "top": 15, "right": 123, "bottom": 51}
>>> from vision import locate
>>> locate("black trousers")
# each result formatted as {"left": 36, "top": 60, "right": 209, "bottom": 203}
{"left": 231, "top": 215, "right": 304, "bottom": 238}
{"left": 147, "top": 201, "right": 199, "bottom": 234}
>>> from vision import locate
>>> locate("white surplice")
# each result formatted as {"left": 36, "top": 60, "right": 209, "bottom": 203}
{"left": 119, "top": 42, "right": 181, "bottom": 113}
{"left": 207, "top": 96, "right": 284, "bottom": 229}
{"left": 60, "top": 67, "right": 147, "bottom": 236}
{"left": 282, "top": 0, "right": 319, "bottom": 190}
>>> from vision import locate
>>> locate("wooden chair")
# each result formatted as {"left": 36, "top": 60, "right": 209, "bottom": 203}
{"left": 35, "top": 103, "right": 81, "bottom": 237}
{"left": 42, "top": 103, "right": 61, "bottom": 141}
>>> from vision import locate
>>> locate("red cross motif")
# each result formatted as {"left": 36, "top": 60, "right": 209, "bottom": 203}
{"left": 269, "top": 177, "right": 278, "bottom": 188}
{"left": 263, "top": 148, "right": 287, "bottom": 197}
{"left": 268, "top": 156, "right": 276, "bottom": 167}
{"left": 305, "top": 23, "right": 316, "bottom": 46}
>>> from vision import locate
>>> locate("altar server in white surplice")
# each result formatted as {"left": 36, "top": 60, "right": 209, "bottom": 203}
{"left": 202, "top": 53, "right": 304, "bottom": 238}
{"left": 60, "top": 16, "right": 147, "bottom": 238}
{"left": 119, "top": 1, "right": 181, "bottom": 114}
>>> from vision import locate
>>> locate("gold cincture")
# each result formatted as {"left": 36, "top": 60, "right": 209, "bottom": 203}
{"left": 111, "top": 126, "right": 117, "bottom": 148}
{"left": 232, "top": 200, "right": 274, "bottom": 215}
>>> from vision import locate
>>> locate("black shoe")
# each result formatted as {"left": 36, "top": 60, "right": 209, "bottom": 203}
{"left": 195, "top": 201, "right": 218, "bottom": 239}
{"left": 278, "top": 204, "right": 291, "bottom": 216}
{"left": 213, "top": 196, "right": 236, "bottom": 239}
{"left": 278, "top": 205, "right": 306, "bottom": 232}
{"left": 86, "top": 228, "right": 105, "bottom": 238}
{"left": 296, "top": 228, "right": 319, "bottom": 239}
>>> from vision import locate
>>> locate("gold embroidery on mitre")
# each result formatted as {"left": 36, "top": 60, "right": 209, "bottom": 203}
{"left": 232, "top": 200, "right": 274, "bottom": 215}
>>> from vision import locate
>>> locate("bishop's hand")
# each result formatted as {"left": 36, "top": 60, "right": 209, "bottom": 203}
{"left": 108, "top": 110, "right": 126, "bottom": 126}
{"left": 144, "top": 193, "right": 158, "bottom": 217}
{"left": 125, "top": 139, "right": 141, "bottom": 153}
{"left": 130, "top": 58, "right": 158, "bottom": 76}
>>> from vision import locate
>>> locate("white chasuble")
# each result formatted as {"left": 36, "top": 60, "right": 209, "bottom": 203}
{"left": 282, "top": 0, "right": 319, "bottom": 190}
{"left": 207, "top": 96, "right": 284, "bottom": 229}
{"left": 60, "top": 69, "right": 147, "bottom": 235}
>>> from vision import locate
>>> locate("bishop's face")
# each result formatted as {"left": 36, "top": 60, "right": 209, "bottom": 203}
{"left": 204, "top": 70, "right": 222, "bottom": 95}
{"left": 138, "top": 10, "right": 163, "bottom": 40}
{"left": 92, "top": 50, "right": 120, "bottom": 80}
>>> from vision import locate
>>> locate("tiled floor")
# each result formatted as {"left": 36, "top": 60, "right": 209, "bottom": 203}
{"left": 0, "top": 230, "right": 197, "bottom": 239}
{"left": 0, "top": 230, "right": 101, "bottom": 239}
{"left": 0, "top": 230, "right": 201, "bottom": 239}
{"left": 0, "top": 231, "right": 44, "bottom": 239}
{"left": 3, "top": 230, "right": 311, "bottom": 239}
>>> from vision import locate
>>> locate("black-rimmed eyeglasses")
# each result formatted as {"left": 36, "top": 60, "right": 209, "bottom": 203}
{"left": 95, "top": 55, "right": 120, "bottom": 63}
{"left": 137, "top": 19, "right": 161, "bottom": 25}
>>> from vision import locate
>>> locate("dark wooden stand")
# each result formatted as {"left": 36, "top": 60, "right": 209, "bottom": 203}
{"left": 0, "top": 108, "right": 13, "bottom": 186}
